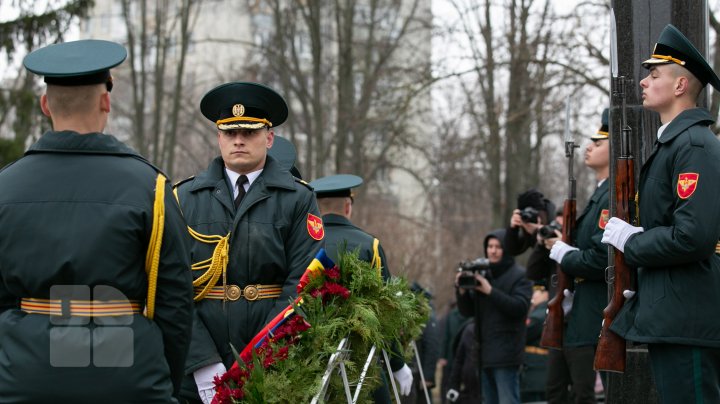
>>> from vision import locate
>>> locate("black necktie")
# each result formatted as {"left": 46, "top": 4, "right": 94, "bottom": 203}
{"left": 234, "top": 175, "right": 248, "bottom": 209}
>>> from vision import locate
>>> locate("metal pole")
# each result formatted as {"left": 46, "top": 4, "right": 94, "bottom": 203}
{"left": 311, "top": 337, "right": 349, "bottom": 404}
{"left": 382, "top": 349, "right": 402, "bottom": 404}
{"left": 352, "top": 345, "right": 377, "bottom": 403}
{"left": 411, "top": 340, "right": 432, "bottom": 404}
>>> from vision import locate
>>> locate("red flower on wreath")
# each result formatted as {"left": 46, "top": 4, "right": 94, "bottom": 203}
{"left": 325, "top": 265, "right": 341, "bottom": 280}
{"left": 213, "top": 249, "right": 345, "bottom": 404}
{"left": 309, "top": 281, "right": 351, "bottom": 303}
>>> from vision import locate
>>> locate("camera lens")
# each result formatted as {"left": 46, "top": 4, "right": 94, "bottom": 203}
{"left": 520, "top": 207, "right": 539, "bottom": 223}
{"left": 538, "top": 220, "right": 561, "bottom": 239}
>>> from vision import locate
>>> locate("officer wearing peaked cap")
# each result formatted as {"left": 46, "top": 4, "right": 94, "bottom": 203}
{"left": 174, "top": 82, "right": 323, "bottom": 404}
{"left": 310, "top": 174, "right": 389, "bottom": 280}
{"left": 0, "top": 40, "right": 194, "bottom": 402}
{"left": 543, "top": 108, "right": 609, "bottom": 404}
{"left": 601, "top": 25, "right": 720, "bottom": 403}
{"left": 310, "top": 174, "right": 414, "bottom": 402}
{"left": 593, "top": 108, "right": 609, "bottom": 140}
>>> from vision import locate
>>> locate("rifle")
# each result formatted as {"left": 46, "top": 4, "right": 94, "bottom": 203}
{"left": 540, "top": 97, "right": 577, "bottom": 349}
{"left": 593, "top": 9, "right": 636, "bottom": 373}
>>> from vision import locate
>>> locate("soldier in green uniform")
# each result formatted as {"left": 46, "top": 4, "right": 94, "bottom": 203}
{"left": 602, "top": 25, "right": 720, "bottom": 403}
{"left": 544, "top": 109, "right": 610, "bottom": 403}
{"left": 309, "top": 174, "right": 414, "bottom": 401}
{"left": 174, "top": 82, "right": 324, "bottom": 403}
{"left": 0, "top": 40, "right": 194, "bottom": 403}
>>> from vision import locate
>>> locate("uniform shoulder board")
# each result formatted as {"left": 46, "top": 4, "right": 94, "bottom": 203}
{"left": 173, "top": 175, "right": 195, "bottom": 189}
{"left": 295, "top": 177, "right": 313, "bottom": 190}
{"left": 687, "top": 125, "right": 709, "bottom": 147}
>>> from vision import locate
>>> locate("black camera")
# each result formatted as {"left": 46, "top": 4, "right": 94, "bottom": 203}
{"left": 457, "top": 258, "right": 491, "bottom": 289}
{"left": 520, "top": 206, "right": 539, "bottom": 223}
{"left": 538, "top": 219, "right": 562, "bottom": 239}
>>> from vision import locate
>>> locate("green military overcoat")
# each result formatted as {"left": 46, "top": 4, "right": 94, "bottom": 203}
{"left": 321, "top": 213, "right": 391, "bottom": 281}
{"left": 0, "top": 131, "right": 194, "bottom": 403}
{"left": 560, "top": 180, "right": 609, "bottom": 347}
{"left": 175, "top": 156, "right": 323, "bottom": 397}
{"left": 611, "top": 108, "right": 720, "bottom": 347}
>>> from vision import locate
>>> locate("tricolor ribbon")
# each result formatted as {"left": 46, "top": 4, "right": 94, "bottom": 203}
{"left": 234, "top": 249, "right": 335, "bottom": 365}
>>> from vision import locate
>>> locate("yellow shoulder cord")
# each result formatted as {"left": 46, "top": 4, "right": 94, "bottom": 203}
{"left": 172, "top": 184, "right": 231, "bottom": 301}
{"left": 371, "top": 238, "right": 382, "bottom": 278}
{"left": 145, "top": 174, "right": 166, "bottom": 320}
{"left": 188, "top": 227, "right": 230, "bottom": 301}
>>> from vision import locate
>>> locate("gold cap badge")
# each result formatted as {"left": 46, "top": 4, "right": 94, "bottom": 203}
{"left": 232, "top": 104, "right": 245, "bottom": 117}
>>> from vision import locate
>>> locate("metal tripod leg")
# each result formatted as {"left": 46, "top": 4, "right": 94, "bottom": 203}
{"left": 411, "top": 340, "right": 432, "bottom": 404}
{"left": 352, "top": 345, "right": 377, "bottom": 403}
{"left": 382, "top": 349, "right": 402, "bottom": 404}
{"left": 338, "top": 361, "right": 353, "bottom": 402}
{"left": 311, "top": 337, "right": 350, "bottom": 404}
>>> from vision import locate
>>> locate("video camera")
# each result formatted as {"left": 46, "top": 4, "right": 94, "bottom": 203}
{"left": 457, "top": 258, "right": 491, "bottom": 289}
{"left": 538, "top": 219, "right": 562, "bottom": 239}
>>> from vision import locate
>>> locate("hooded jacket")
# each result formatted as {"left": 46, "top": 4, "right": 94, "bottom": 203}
{"left": 457, "top": 229, "right": 533, "bottom": 368}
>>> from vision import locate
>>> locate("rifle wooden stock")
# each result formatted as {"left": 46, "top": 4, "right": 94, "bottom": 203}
{"left": 540, "top": 199, "right": 576, "bottom": 349}
{"left": 594, "top": 157, "right": 635, "bottom": 372}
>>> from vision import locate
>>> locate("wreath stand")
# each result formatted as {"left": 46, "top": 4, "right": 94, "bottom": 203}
{"left": 311, "top": 339, "right": 431, "bottom": 404}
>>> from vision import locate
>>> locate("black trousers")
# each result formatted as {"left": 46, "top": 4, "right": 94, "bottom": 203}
{"left": 545, "top": 345, "right": 598, "bottom": 404}
{"left": 648, "top": 343, "right": 720, "bottom": 404}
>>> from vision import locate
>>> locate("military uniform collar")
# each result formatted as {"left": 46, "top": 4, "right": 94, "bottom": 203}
{"left": 225, "top": 167, "right": 262, "bottom": 191}
{"left": 322, "top": 213, "right": 353, "bottom": 226}
{"left": 658, "top": 108, "right": 715, "bottom": 144}
{"left": 26, "top": 130, "right": 141, "bottom": 157}
{"left": 189, "top": 155, "right": 295, "bottom": 192}
{"left": 590, "top": 178, "right": 609, "bottom": 202}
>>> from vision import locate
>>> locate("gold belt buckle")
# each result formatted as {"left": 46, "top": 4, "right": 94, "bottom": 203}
{"left": 225, "top": 285, "right": 241, "bottom": 301}
{"left": 243, "top": 285, "right": 259, "bottom": 301}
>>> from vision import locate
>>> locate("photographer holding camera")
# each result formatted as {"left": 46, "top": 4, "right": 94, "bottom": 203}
{"left": 453, "top": 229, "right": 532, "bottom": 404}
{"left": 542, "top": 109, "right": 610, "bottom": 404}
{"left": 505, "top": 189, "right": 556, "bottom": 256}
{"left": 505, "top": 189, "right": 559, "bottom": 299}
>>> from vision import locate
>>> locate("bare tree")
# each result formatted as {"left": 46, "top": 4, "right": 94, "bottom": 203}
{"left": 118, "top": 0, "right": 201, "bottom": 176}
{"left": 0, "top": 0, "right": 95, "bottom": 164}
{"left": 243, "top": 0, "right": 434, "bottom": 182}
{"left": 440, "top": 0, "right": 612, "bottom": 231}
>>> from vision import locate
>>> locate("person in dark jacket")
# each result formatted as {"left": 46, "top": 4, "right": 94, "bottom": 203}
{"left": 446, "top": 320, "right": 481, "bottom": 404}
{"left": 404, "top": 282, "right": 440, "bottom": 404}
{"left": 505, "top": 189, "right": 555, "bottom": 258}
{"left": 602, "top": 25, "right": 720, "bottom": 403}
{"left": 439, "top": 302, "right": 470, "bottom": 403}
{"left": 310, "top": 173, "right": 413, "bottom": 402}
{"left": 504, "top": 189, "right": 558, "bottom": 304}
{"left": 520, "top": 287, "right": 550, "bottom": 403}
{"left": 525, "top": 208, "right": 563, "bottom": 299}
{"left": 455, "top": 229, "right": 533, "bottom": 404}
{"left": 0, "top": 39, "right": 194, "bottom": 403}
{"left": 175, "top": 82, "right": 324, "bottom": 403}
{"left": 544, "top": 108, "right": 610, "bottom": 404}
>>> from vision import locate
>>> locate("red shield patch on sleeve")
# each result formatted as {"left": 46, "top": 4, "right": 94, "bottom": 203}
{"left": 307, "top": 213, "right": 324, "bottom": 240}
{"left": 598, "top": 209, "right": 610, "bottom": 229}
{"left": 677, "top": 173, "right": 699, "bottom": 199}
